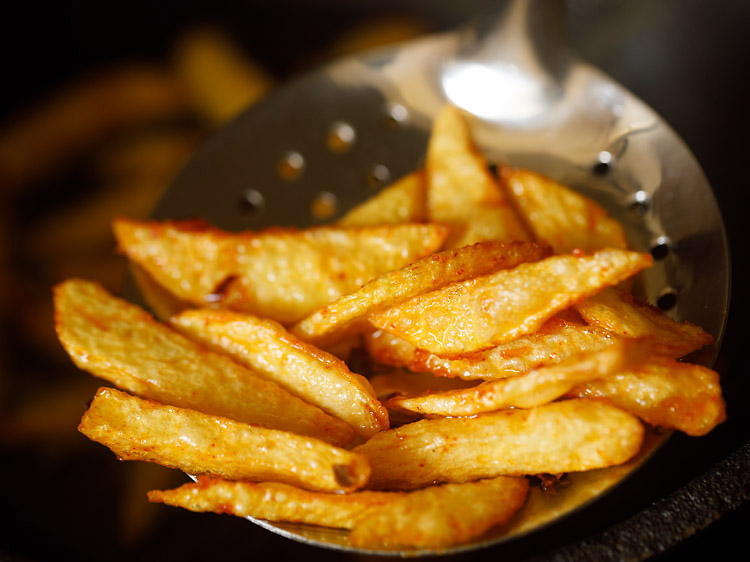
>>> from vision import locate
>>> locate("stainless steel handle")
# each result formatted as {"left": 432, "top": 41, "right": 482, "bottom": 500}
{"left": 442, "top": 0, "right": 568, "bottom": 121}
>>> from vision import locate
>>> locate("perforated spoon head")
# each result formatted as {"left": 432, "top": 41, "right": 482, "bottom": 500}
{"left": 152, "top": 0, "right": 730, "bottom": 555}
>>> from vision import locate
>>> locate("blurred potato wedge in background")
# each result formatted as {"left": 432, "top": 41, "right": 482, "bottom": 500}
{"left": 149, "top": 477, "right": 405, "bottom": 529}
{"left": 0, "top": 63, "right": 188, "bottom": 193}
{"left": 426, "top": 105, "right": 530, "bottom": 248}
{"left": 349, "top": 476, "right": 529, "bottom": 550}
{"left": 170, "top": 308, "right": 388, "bottom": 439}
{"left": 80, "top": 388, "right": 370, "bottom": 492}
{"left": 171, "top": 26, "right": 274, "bottom": 125}
{"left": 370, "top": 249, "right": 653, "bottom": 356}
{"left": 575, "top": 287, "right": 714, "bottom": 358}
{"left": 54, "top": 278, "right": 355, "bottom": 445}
{"left": 499, "top": 165, "right": 629, "bottom": 254}
{"left": 113, "top": 217, "right": 449, "bottom": 325}
{"left": 569, "top": 356, "right": 726, "bottom": 436}
{"left": 292, "top": 241, "right": 550, "bottom": 346}
{"left": 354, "top": 399, "right": 644, "bottom": 490}
{"left": 337, "top": 170, "right": 428, "bottom": 226}
{"left": 387, "top": 337, "right": 652, "bottom": 416}
{"left": 364, "top": 317, "right": 620, "bottom": 381}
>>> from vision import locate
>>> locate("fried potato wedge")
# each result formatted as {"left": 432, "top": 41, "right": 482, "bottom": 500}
{"left": 172, "top": 27, "right": 274, "bottom": 125}
{"left": 369, "top": 370, "right": 479, "bottom": 402}
{"left": 148, "top": 477, "right": 404, "bottom": 529}
{"left": 499, "top": 165, "right": 628, "bottom": 254}
{"left": 569, "top": 356, "right": 726, "bottom": 436}
{"left": 354, "top": 399, "right": 643, "bottom": 490}
{"left": 575, "top": 288, "right": 714, "bottom": 358}
{"left": 113, "top": 217, "right": 449, "bottom": 325}
{"left": 129, "top": 262, "right": 191, "bottom": 321}
{"left": 170, "top": 308, "right": 388, "bottom": 439}
{"left": 80, "top": 388, "right": 369, "bottom": 492}
{"left": 387, "top": 338, "right": 652, "bottom": 416}
{"left": 365, "top": 318, "right": 620, "bottom": 380}
{"left": 370, "top": 249, "right": 653, "bottom": 356}
{"left": 292, "top": 241, "right": 550, "bottom": 346}
{"left": 54, "top": 279, "right": 355, "bottom": 445}
{"left": 337, "top": 170, "right": 427, "bottom": 227}
{"left": 426, "top": 105, "right": 530, "bottom": 248}
{"left": 349, "top": 476, "right": 529, "bottom": 550}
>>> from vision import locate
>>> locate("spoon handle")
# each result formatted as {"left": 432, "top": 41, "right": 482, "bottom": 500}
{"left": 442, "top": 0, "right": 568, "bottom": 120}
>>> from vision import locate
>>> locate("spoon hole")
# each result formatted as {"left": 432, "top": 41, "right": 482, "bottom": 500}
{"left": 239, "top": 189, "right": 265, "bottom": 215}
{"left": 657, "top": 287, "right": 678, "bottom": 311}
{"left": 629, "top": 190, "right": 650, "bottom": 216}
{"left": 366, "top": 164, "right": 391, "bottom": 189}
{"left": 592, "top": 151, "right": 615, "bottom": 175}
{"left": 650, "top": 237, "right": 671, "bottom": 260}
{"left": 310, "top": 191, "right": 338, "bottom": 220}
{"left": 278, "top": 151, "right": 305, "bottom": 181}
{"left": 326, "top": 121, "right": 357, "bottom": 153}
{"left": 384, "top": 103, "right": 408, "bottom": 128}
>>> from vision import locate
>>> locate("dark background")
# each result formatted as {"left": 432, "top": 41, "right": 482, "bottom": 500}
{"left": 1, "top": 1, "right": 748, "bottom": 560}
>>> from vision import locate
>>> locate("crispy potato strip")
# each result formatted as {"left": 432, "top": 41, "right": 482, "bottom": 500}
{"left": 575, "top": 288, "right": 714, "bottom": 358}
{"left": 365, "top": 317, "right": 619, "bottom": 380}
{"left": 370, "top": 249, "right": 653, "bottom": 356}
{"left": 499, "top": 166, "right": 628, "bottom": 254}
{"left": 54, "top": 278, "right": 355, "bottom": 445}
{"left": 113, "top": 218, "right": 449, "bottom": 325}
{"left": 337, "top": 170, "right": 427, "bottom": 226}
{"left": 387, "top": 338, "right": 652, "bottom": 416}
{"left": 172, "top": 27, "right": 274, "bottom": 125}
{"left": 292, "top": 241, "right": 550, "bottom": 346}
{"left": 349, "top": 476, "right": 529, "bottom": 550}
{"left": 369, "top": 370, "right": 479, "bottom": 402}
{"left": 354, "top": 399, "right": 643, "bottom": 490}
{"left": 148, "top": 477, "right": 404, "bottom": 529}
{"left": 170, "top": 308, "right": 388, "bottom": 439}
{"left": 80, "top": 388, "right": 370, "bottom": 492}
{"left": 569, "top": 356, "right": 726, "bottom": 436}
{"left": 426, "top": 105, "right": 530, "bottom": 248}
{"left": 129, "top": 262, "right": 190, "bottom": 321}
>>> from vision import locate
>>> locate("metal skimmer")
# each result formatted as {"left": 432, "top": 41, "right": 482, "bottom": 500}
{"left": 151, "top": 0, "right": 730, "bottom": 556}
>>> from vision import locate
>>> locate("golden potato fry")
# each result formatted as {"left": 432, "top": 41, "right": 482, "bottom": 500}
{"left": 364, "top": 317, "right": 619, "bottom": 380}
{"left": 354, "top": 399, "right": 644, "bottom": 490}
{"left": 369, "top": 369, "right": 479, "bottom": 402}
{"left": 292, "top": 241, "right": 550, "bottom": 346}
{"left": 54, "top": 278, "right": 355, "bottom": 446}
{"left": 80, "top": 388, "right": 369, "bottom": 492}
{"left": 370, "top": 249, "right": 653, "bottom": 356}
{"left": 172, "top": 26, "right": 274, "bottom": 125}
{"left": 569, "top": 356, "right": 725, "bottom": 436}
{"left": 170, "top": 308, "right": 388, "bottom": 439}
{"left": 0, "top": 64, "right": 186, "bottom": 192}
{"left": 349, "top": 476, "right": 529, "bottom": 550}
{"left": 148, "top": 477, "right": 405, "bottom": 529}
{"left": 575, "top": 288, "right": 714, "bottom": 358}
{"left": 26, "top": 131, "right": 198, "bottom": 265}
{"left": 337, "top": 170, "right": 427, "bottom": 226}
{"left": 426, "top": 105, "right": 530, "bottom": 248}
{"left": 129, "top": 262, "right": 191, "bottom": 321}
{"left": 113, "top": 218, "right": 449, "bottom": 325}
{"left": 386, "top": 337, "right": 651, "bottom": 416}
{"left": 499, "top": 165, "right": 628, "bottom": 254}
{"left": 324, "top": 17, "right": 430, "bottom": 60}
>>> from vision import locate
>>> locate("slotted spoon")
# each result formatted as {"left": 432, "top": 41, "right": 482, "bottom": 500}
{"left": 150, "top": 0, "right": 730, "bottom": 556}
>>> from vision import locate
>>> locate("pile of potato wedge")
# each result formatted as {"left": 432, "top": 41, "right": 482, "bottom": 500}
{"left": 54, "top": 105, "right": 725, "bottom": 552}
